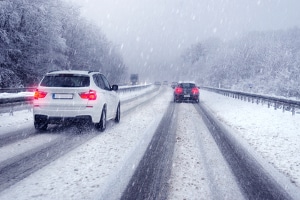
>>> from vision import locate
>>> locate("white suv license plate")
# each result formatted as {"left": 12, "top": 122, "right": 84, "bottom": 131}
{"left": 184, "top": 94, "right": 190, "bottom": 98}
{"left": 53, "top": 93, "right": 73, "bottom": 99}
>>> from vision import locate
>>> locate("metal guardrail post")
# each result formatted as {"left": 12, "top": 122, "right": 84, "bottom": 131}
{"left": 9, "top": 105, "right": 14, "bottom": 116}
{"left": 292, "top": 107, "right": 295, "bottom": 115}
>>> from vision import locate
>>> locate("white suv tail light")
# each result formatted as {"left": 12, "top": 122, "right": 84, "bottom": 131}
{"left": 34, "top": 89, "right": 47, "bottom": 99}
{"left": 79, "top": 90, "right": 97, "bottom": 100}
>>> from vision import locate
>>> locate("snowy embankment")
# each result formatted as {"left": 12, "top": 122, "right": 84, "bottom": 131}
{"left": 201, "top": 90, "right": 300, "bottom": 189}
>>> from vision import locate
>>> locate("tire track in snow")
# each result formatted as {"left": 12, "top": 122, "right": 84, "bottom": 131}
{"left": 167, "top": 103, "right": 244, "bottom": 200}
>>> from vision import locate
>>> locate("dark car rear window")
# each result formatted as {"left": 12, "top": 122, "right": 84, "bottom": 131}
{"left": 179, "top": 83, "right": 196, "bottom": 88}
{"left": 40, "top": 74, "right": 90, "bottom": 87}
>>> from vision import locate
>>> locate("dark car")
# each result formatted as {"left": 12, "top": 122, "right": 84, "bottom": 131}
{"left": 174, "top": 81, "right": 199, "bottom": 103}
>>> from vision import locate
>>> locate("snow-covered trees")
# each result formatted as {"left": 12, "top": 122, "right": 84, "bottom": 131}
{"left": 181, "top": 43, "right": 206, "bottom": 65}
{"left": 0, "top": 0, "right": 127, "bottom": 87}
{"left": 182, "top": 28, "right": 300, "bottom": 98}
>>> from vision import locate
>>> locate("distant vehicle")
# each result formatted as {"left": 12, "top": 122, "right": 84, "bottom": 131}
{"left": 33, "top": 70, "right": 120, "bottom": 131}
{"left": 171, "top": 81, "right": 178, "bottom": 89}
{"left": 130, "top": 74, "right": 139, "bottom": 85}
{"left": 163, "top": 81, "right": 168, "bottom": 85}
{"left": 174, "top": 81, "right": 199, "bottom": 103}
{"left": 154, "top": 81, "right": 161, "bottom": 85}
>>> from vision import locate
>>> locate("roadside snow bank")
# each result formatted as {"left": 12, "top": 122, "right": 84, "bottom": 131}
{"left": 201, "top": 90, "right": 300, "bottom": 189}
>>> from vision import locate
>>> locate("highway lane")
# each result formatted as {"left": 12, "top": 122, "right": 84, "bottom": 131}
{"left": 122, "top": 102, "right": 244, "bottom": 200}
{"left": 122, "top": 100, "right": 295, "bottom": 199}
{"left": 121, "top": 101, "right": 177, "bottom": 200}
{"left": 0, "top": 87, "right": 162, "bottom": 193}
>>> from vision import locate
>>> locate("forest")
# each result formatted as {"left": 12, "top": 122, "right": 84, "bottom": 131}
{"left": 0, "top": 0, "right": 127, "bottom": 88}
{"left": 182, "top": 28, "right": 300, "bottom": 98}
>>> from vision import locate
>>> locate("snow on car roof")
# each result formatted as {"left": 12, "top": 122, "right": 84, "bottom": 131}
{"left": 46, "top": 70, "right": 100, "bottom": 75}
{"left": 178, "top": 81, "right": 196, "bottom": 84}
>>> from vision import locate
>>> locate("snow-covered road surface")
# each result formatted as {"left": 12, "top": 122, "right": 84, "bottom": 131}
{"left": 168, "top": 103, "right": 244, "bottom": 200}
{"left": 0, "top": 86, "right": 299, "bottom": 199}
{"left": 0, "top": 87, "right": 170, "bottom": 199}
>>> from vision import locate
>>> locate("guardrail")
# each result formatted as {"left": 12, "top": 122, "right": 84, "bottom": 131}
{"left": 118, "top": 84, "right": 152, "bottom": 93}
{"left": 0, "top": 87, "right": 35, "bottom": 108}
{"left": 0, "top": 84, "right": 152, "bottom": 114}
{"left": 0, "top": 87, "right": 36, "bottom": 93}
{"left": 202, "top": 86, "right": 300, "bottom": 115}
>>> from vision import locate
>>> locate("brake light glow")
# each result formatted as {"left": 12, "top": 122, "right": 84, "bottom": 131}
{"left": 34, "top": 89, "right": 47, "bottom": 99}
{"left": 191, "top": 87, "right": 199, "bottom": 95}
{"left": 175, "top": 87, "right": 183, "bottom": 94}
{"left": 79, "top": 90, "right": 97, "bottom": 100}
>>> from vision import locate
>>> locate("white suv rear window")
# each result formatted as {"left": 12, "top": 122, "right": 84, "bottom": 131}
{"left": 40, "top": 74, "right": 90, "bottom": 87}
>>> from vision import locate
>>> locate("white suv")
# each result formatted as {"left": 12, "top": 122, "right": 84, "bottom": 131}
{"left": 33, "top": 70, "right": 120, "bottom": 131}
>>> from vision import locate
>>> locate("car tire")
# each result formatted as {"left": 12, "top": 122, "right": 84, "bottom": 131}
{"left": 115, "top": 103, "right": 120, "bottom": 123}
{"left": 95, "top": 108, "right": 106, "bottom": 132}
{"left": 34, "top": 121, "right": 48, "bottom": 131}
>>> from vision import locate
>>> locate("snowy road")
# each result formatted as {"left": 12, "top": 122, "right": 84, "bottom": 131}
{"left": 167, "top": 103, "right": 244, "bottom": 200}
{"left": 0, "top": 86, "right": 299, "bottom": 199}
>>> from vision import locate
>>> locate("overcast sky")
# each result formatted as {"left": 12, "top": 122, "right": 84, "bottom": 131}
{"left": 68, "top": 0, "right": 300, "bottom": 78}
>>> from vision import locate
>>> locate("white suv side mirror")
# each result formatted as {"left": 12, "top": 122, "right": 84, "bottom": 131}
{"left": 112, "top": 85, "right": 118, "bottom": 91}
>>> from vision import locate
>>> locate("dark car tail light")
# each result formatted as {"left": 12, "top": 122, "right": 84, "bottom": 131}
{"left": 175, "top": 87, "right": 183, "bottom": 94}
{"left": 191, "top": 87, "right": 199, "bottom": 95}
{"left": 34, "top": 89, "right": 47, "bottom": 99}
{"left": 79, "top": 90, "right": 97, "bottom": 100}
